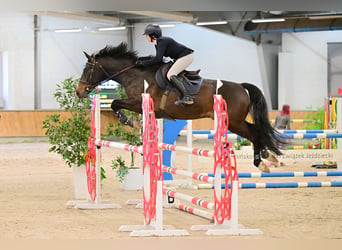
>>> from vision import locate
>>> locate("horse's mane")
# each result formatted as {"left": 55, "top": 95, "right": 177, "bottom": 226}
{"left": 93, "top": 42, "right": 138, "bottom": 61}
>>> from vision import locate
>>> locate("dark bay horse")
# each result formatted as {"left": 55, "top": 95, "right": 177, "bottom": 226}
{"left": 76, "top": 42, "right": 286, "bottom": 172}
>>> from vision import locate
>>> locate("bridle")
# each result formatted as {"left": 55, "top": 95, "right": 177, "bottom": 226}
{"left": 79, "top": 60, "right": 135, "bottom": 92}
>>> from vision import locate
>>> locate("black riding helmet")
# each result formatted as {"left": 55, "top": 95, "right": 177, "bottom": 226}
{"left": 143, "top": 24, "right": 162, "bottom": 39}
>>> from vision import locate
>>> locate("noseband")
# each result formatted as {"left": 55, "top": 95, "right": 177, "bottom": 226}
{"left": 79, "top": 60, "right": 135, "bottom": 91}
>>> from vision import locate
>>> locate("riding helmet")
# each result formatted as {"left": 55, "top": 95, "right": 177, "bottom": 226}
{"left": 143, "top": 24, "right": 162, "bottom": 38}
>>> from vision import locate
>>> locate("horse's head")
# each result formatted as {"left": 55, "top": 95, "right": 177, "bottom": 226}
{"left": 76, "top": 43, "right": 138, "bottom": 98}
{"left": 76, "top": 52, "right": 109, "bottom": 98}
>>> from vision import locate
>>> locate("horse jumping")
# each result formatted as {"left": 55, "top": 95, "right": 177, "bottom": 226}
{"left": 76, "top": 42, "right": 286, "bottom": 172}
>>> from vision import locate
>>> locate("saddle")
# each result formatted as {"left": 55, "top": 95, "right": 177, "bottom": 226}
{"left": 155, "top": 63, "right": 203, "bottom": 95}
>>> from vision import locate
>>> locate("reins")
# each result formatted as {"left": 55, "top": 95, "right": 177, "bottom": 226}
{"left": 79, "top": 62, "right": 135, "bottom": 87}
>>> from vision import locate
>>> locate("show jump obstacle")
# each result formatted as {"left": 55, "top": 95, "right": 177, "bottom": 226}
{"left": 80, "top": 81, "right": 262, "bottom": 236}
{"left": 119, "top": 90, "right": 189, "bottom": 236}
{"left": 160, "top": 92, "right": 262, "bottom": 235}
{"left": 66, "top": 94, "right": 121, "bottom": 209}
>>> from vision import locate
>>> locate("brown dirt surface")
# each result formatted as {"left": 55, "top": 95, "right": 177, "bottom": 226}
{"left": 1, "top": 140, "right": 342, "bottom": 241}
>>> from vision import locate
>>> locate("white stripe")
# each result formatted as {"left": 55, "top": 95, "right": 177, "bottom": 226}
{"left": 256, "top": 183, "right": 266, "bottom": 188}
{"left": 321, "top": 182, "right": 332, "bottom": 187}
{"left": 294, "top": 172, "right": 304, "bottom": 177}
{"left": 317, "top": 172, "right": 327, "bottom": 177}
{"left": 317, "top": 134, "right": 327, "bottom": 139}
{"left": 298, "top": 182, "right": 308, "bottom": 187}
{"left": 251, "top": 173, "right": 261, "bottom": 178}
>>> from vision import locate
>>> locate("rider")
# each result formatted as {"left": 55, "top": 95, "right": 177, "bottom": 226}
{"left": 135, "top": 24, "right": 195, "bottom": 105}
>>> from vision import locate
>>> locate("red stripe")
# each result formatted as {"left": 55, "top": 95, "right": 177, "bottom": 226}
{"left": 191, "top": 197, "right": 200, "bottom": 205}
{"left": 201, "top": 201, "right": 209, "bottom": 208}
{"left": 188, "top": 207, "right": 195, "bottom": 213}
{"left": 192, "top": 148, "right": 199, "bottom": 155}
{"left": 202, "top": 150, "right": 209, "bottom": 157}
{"left": 193, "top": 173, "right": 200, "bottom": 180}
{"left": 202, "top": 175, "right": 210, "bottom": 182}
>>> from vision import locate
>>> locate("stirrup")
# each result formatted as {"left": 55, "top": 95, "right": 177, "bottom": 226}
{"left": 175, "top": 95, "right": 194, "bottom": 105}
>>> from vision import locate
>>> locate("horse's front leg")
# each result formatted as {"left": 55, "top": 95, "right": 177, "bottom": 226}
{"left": 111, "top": 98, "right": 142, "bottom": 127}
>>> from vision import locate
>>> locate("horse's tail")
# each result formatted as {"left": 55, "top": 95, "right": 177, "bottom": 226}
{"left": 241, "top": 83, "right": 285, "bottom": 155}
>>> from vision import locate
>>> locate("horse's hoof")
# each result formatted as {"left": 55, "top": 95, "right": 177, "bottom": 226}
{"left": 125, "top": 117, "right": 134, "bottom": 127}
{"left": 258, "top": 162, "right": 270, "bottom": 173}
{"left": 267, "top": 162, "right": 279, "bottom": 168}
{"left": 266, "top": 153, "right": 279, "bottom": 167}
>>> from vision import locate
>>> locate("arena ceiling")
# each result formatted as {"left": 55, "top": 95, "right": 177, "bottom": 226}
{"left": 33, "top": 11, "right": 342, "bottom": 44}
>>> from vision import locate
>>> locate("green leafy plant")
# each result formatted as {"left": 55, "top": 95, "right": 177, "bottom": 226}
{"left": 110, "top": 156, "right": 129, "bottom": 183}
{"left": 233, "top": 138, "right": 252, "bottom": 150}
{"left": 302, "top": 106, "right": 326, "bottom": 149}
{"left": 42, "top": 77, "right": 91, "bottom": 168}
{"left": 302, "top": 106, "right": 325, "bottom": 130}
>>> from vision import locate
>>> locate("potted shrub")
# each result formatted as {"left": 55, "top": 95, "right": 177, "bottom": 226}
{"left": 42, "top": 77, "right": 94, "bottom": 199}
{"left": 105, "top": 86, "right": 143, "bottom": 190}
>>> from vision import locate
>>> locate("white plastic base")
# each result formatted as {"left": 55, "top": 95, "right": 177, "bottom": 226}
{"left": 66, "top": 200, "right": 121, "bottom": 209}
{"left": 191, "top": 222, "right": 262, "bottom": 236}
{"left": 126, "top": 199, "right": 143, "bottom": 205}
{"left": 119, "top": 224, "right": 189, "bottom": 237}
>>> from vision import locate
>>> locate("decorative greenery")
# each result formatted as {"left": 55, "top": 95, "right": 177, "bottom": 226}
{"left": 301, "top": 106, "right": 325, "bottom": 149}
{"left": 42, "top": 77, "right": 91, "bottom": 168}
{"left": 302, "top": 106, "right": 325, "bottom": 130}
{"left": 105, "top": 85, "right": 142, "bottom": 182}
{"left": 233, "top": 138, "right": 252, "bottom": 150}
{"left": 110, "top": 156, "right": 129, "bottom": 183}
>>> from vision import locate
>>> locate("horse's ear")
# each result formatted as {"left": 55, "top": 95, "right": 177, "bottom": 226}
{"left": 83, "top": 51, "right": 94, "bottom": 62}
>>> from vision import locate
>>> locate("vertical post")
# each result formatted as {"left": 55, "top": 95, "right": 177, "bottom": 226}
{"left": 155, "top": 181, "right": 163, "bottom": 231}
{"left": 142, "top": 94, "right": 151, "bottom": 225}
{"left": 157, "top": 119, "right": 163, "bottom": 144}
{"left": 214, "top": 165, "right": 222, "bottom": 224}
{"left": 94, "top": 94, "right": 101, "bottom": 204}
{"left": 186, "top": 120, "right": 193, "bottom": 178}
{"left": 213, "top": 95, "right": 222, "bottom": 224}
{"left": 337, "top": 98, "right": 342, "bottom": 171}
{"left": 229, "top": 180, "right": 239, "bottom": 228}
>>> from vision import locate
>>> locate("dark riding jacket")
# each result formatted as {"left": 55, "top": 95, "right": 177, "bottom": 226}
{"left": 140, "top": 36, "right": 193, "bottom": 66}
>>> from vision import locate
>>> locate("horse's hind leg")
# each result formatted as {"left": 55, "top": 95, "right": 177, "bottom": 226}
{"left": 261, "top": 149, "right": 280, "bottom": 168}
{"left": 240, "top": 122, "right": 279, "bottom": 169}
{"left": 230, "top": 121, "right": 270, "bottom": 173}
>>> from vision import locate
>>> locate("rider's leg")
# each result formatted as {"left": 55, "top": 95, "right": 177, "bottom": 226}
{"left": 167, "top": 53, "right": 194, "bottom": 105}
{"left": 170, "top": 76, "right": 194, "bottom": 105}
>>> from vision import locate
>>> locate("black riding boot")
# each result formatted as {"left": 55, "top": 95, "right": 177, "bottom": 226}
{"left": 170, "top": 75, "right": 194, "bottom": 105}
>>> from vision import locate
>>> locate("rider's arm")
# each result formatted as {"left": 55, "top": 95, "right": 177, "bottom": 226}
{"left": 138, "top": 39, "right": 167, "bottom": 66}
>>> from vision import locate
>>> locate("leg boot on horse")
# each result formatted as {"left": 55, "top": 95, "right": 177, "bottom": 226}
{"left": 170, "top": 75, "right": 194, "bottom": 105}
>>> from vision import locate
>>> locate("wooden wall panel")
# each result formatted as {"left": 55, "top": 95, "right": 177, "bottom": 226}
{"left": 0, "top": 110, "right": 317, "bottom": 137}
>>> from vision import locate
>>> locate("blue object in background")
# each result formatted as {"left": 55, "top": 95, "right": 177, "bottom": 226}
{"left": 162, "top": 119, "right": 187, "bottom": 180}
